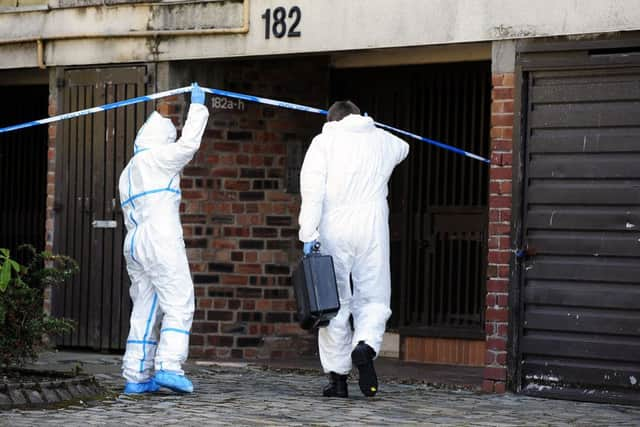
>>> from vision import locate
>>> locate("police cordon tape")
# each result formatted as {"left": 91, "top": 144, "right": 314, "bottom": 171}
{"left": 0, "top": 86, "right": 193, "bottom": 134}
{"left": 0, "top": 84, "right": 490, "bottom": 164}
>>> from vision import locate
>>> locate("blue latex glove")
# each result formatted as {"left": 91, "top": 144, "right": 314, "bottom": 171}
{"left": 191, "top": 82, "right": 205, "bottom": 105}
{"left": 303, "top": 240, "right": 319, "bottom": 256}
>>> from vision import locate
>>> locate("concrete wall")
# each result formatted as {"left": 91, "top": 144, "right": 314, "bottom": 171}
{"left": 0, "top": 0, "right": 46, "bottom": 8}
{"left": 1, "top": 0, "right": 639, "bottom": 69}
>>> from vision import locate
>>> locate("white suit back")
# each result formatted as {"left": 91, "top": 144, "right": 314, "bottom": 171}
{"left": 298, "top": 113, "right": 409, "bottom": 375}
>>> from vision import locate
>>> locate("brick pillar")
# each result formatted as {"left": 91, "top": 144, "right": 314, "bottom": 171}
{"left": 45, "top": 94, "right": 57, "bottom": 255}
{"left": 483, "top": 72, "right": 514, "bottom": 393}
{"left": 43, "top": 86, "right": 58, "bottom": 315}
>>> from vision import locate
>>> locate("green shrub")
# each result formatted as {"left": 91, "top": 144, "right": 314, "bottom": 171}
{"left": 0, "top": 245, "right": 77, "bottom": 367}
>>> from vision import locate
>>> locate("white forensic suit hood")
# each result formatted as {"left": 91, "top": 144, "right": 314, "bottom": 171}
{"left": 134, "top": 111, "right": 178, "bottom": 153}
{"left": 322, "top": 113, "right": 374, "bottom": 133}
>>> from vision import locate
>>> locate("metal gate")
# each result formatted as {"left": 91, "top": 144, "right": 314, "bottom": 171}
{"left": 515, "top": 40, "right": 640, "bottom": 405}
{"left": 332, "top": 62, "right": 490, "bottom": 338}
{"left": 0, "top": 85, "right": 48, "bottom": 253}
{"left": 52, "top": 66, "right": 152, "bottom": 350}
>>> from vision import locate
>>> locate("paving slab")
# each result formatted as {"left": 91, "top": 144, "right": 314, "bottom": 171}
{"left": 1, "top": 351, "right": 638, "bottom": 426}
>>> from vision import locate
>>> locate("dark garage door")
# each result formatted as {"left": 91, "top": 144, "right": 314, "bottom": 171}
{"left": 516, "top": 44, "right": 640, "bottom": 404}
{"left": 52, "top": 66, "right": 152, "bottom": 351}
{"left": 0, "top": 85, "right": 48, "bottom": 254}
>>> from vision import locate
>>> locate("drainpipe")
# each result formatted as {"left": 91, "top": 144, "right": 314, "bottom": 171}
{"left": 36, "top": 39, "right": 45, "bottom": 69}
{"left": 1, "top": 0, "right": 250, "bottom": 68}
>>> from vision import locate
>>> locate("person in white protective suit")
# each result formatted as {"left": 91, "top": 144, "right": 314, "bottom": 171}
{"left": 298, "top": 100, "right": 409, "bottom": 398}
{"left": 118, "top": 83, "right": 209, "bottom": 394}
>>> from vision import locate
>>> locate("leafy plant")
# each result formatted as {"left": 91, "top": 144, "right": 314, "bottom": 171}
{"left": 0, "top": 248, "right": 23, "bottom": 292}
{"left": 0, "top": 245, "right": 77, "bottom": 367}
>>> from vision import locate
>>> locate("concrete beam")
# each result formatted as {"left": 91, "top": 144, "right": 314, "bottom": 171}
{"left": 492, "top": 40, "right": 516, "bottom": 74}
{"left": 1, "top": 0, "right": 639, "bottom": 69}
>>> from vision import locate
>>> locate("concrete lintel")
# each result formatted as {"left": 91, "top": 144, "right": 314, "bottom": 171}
{"left": 492, "top": 40, "right": 516, "bottom": 74}
{"left": 331, "top": 43, "right": 492, "bottom": 69}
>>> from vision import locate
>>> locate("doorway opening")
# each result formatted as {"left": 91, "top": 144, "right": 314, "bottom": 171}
{"left": 332, "top": 61, "right": 491, "bottom": 365}
{"left": 0, "top": 85, "right": 49, "bottom": 254}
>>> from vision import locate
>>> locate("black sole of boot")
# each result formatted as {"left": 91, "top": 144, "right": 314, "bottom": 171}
{"left": 322, "top": 389, "right": 349, "bottom": 398}
{"left": 351, "top": 346, "right": 378, "bottom": 397}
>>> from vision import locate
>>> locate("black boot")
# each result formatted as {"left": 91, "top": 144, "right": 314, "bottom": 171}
{"left": 351, "top": 341, "right": 378, "bottom": 397}
{"left": 322, "top": 372, "right": 348, "bottom": 398}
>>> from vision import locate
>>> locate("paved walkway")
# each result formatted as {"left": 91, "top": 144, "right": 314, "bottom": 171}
{"left": 2, "top": 352, "right": 639, "bottom": 426}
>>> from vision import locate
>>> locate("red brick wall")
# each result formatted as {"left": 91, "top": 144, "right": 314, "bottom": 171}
{"left": 43, "top": 59, "right": 516, "bottom": 376}
{"left": 166, "top": 58, "right": 328, "bottom": 359}
{"left": 483, "top": 72, "right": 514, "bottom": 393}
{"left": 44, "top": 90, "right": 58, "bottom": 315}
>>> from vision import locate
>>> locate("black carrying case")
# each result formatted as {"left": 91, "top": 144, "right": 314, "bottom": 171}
{"left": 292, "top": 248, "right": 340, "bottom": 330}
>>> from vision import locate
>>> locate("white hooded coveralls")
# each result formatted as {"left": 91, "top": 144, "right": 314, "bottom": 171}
{"left": 119, "top": 104, "right": 209, "bottom": 383}
{"left": 298, "top": 114, "right": 410, "bottom": 375}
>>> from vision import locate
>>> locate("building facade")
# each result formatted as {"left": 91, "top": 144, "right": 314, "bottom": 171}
{"left": 1, "top": 0, "right": 639, "bottom": 404}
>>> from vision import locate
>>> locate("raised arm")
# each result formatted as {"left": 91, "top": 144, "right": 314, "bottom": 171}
{"left": 151, "top": 84, "right": 210, "bottom": 175}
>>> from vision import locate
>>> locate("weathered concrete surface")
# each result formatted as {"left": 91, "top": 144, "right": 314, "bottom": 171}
{"left": 2, "top": 0, "right": 640, "bottom": 68}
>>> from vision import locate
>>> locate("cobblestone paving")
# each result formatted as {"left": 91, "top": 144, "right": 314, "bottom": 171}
{"left": 2, "top": 363, "right": 640, "bottom": 426}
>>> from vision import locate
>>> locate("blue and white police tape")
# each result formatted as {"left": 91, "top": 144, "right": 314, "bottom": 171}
{"left": 0, "top": 86, "right": 193, "bottom": 134}
{"left": 201, "top": 87, "right": 489, "bottom": 163}
{"left": 201, "top": 87, "right": 329, "bottom": 116}
{"left": 373, "top": 122, "right": 491, "bottom": 164}
{"left": 0, "top": 84, "right": 490, "bottom": 164}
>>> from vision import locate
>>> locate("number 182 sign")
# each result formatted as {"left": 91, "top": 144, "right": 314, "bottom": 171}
{"left": 261, "top": 6, "right": 302, "bottom": 39}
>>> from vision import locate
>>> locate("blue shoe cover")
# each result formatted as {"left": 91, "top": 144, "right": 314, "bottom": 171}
{"left": 154, "top": 370, "right": 194, "bottom": 393}
{"left": 123, "top": 378, "right": 160, "bottom": 394}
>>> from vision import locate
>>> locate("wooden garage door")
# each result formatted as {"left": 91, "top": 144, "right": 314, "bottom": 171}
{"left": 518, "top": 57, "right": 640, "bottom": 404}
{"left": 52, "top": 66, "right": 152, "bottom": 350}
